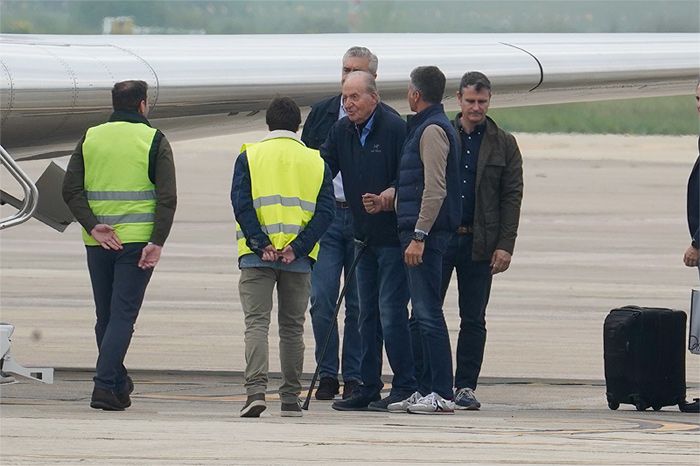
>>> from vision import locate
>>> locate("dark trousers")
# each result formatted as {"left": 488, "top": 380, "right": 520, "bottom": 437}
{"left": 86, "top": 243, "right": 152, "bottom": 392}
{"left": 309, "top": 205, "right": 361, "bottom": 383}
{"left": 402, "top": 230, "right": 453, "bottom": 400}
{"left": 355, "top": 243, "right": 416, "bottom": 397}
{"left": 440, "top": 234, "right": 492, "bottom": 390}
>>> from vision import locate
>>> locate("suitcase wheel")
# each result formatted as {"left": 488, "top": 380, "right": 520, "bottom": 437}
{"left": 607, "top": 401, "right": 619, "bottom": 410}
{"left": 652, "top": 404, "right": 662, "bottom": 411}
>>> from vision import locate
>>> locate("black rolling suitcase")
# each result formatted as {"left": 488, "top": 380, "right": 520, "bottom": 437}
{"left": 603, "top": 306, "right": 687, "bottom": 411}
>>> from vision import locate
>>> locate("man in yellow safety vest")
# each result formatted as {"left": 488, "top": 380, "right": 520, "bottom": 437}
{"left": 63, "top": 80, "right": 177, "bottom": 411}
{"left": 232, "top": 96, "right": 334, "bottom": 418}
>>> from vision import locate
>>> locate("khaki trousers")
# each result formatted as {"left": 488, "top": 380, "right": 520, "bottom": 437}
{"left": 239, "top": 267, "right": 310, "bottom": 403}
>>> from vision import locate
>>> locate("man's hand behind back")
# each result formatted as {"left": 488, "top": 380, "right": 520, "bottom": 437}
{"left": 261, "top": 245, "right": 278, "bottom": 262}
{"left": 90, "top": 224, "right": 123, "bottom": 251}
{"left": 138, "top": 244, "right": 162, "bottom": 269}
{"left": 279, "top": 245, "right": 296, "bottom": 264}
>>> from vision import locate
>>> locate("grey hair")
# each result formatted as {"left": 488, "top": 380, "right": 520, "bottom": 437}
{"left": 343, "top": 46, "right": 379, "bottom": 75}
{"left": 345, "top": 71, "right": 378, "bottom": 96}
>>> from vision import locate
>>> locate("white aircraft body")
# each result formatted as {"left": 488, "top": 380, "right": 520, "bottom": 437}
{"left": 2, "top": 33, "right": 698, "bottom": 158}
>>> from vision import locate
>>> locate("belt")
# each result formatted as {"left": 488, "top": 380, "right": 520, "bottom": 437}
{"left": 456, "top": 225, "right": 473, "bottom": 235}
{"left": 335, "top": 200, "right": 349, "bottom": 209}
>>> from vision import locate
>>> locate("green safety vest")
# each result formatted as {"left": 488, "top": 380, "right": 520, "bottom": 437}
{"left": 81, "top": 121, "right": 157, "bottom": 245}
{"left": 236, "top": 137, "right": 324, "bottom": 260}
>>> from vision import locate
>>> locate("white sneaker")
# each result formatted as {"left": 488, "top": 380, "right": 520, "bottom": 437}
{"left": 387, "top": 391, "right": 422, "bottom": 413}
{"left": 407, "top": 392, "right": 455, "bottom": 415}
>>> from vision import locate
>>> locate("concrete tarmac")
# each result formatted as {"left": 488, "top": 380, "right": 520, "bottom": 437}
{"left": 1, "top": 132, "right": 699, "bottom": 464}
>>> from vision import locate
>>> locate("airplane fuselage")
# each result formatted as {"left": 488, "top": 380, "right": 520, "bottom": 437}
{"left": 1, "top": 33, "right": 698, "bottom": 159}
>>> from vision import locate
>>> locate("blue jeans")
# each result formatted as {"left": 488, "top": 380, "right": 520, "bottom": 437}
{"left": 309, "top": 205, "right": 361, "bottom": 383}
{"left": 441, "top": 234, "right": 492, "bottom": 390}
{"left": 355, "top": 243, "right": 416, "bottom": 397}
{"left": 402, "top": 231, "right": 454, "bottom": 400}
{"left": 86, "top": 243, "right": 152, "bottom": 392}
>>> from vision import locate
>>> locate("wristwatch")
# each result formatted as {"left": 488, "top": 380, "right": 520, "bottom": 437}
{"left": 412, "top": 231, "right": 427, "bottom": 242}
{"left": 692, "top": 239, "right": 698, "bottom": 249}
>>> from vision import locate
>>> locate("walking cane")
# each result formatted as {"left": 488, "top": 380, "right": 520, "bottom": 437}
{"left": 302, "top": 239, "right": 368, "bottom": 410}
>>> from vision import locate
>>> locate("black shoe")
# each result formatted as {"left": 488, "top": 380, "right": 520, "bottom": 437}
{"left": 331, "top": 391, "right": 380, "bottom": 411}
{"left": 115, "top": 376, "right": 134, "bottom": 408}
{"left": 679, "top": 398, "right": 700, "bottom": 413}
{"left": 90, "top": 387, "right": 127, "bottom": 411}
{"left": 240, "top": 393, "right": 266, "bottom": 418}
{"left": 315, "top": 377, "right": 340, "bottom": 400}
{"left": 342, "top": 380, "right": 360, "bottom": 400}
{"left": 115, "top": 391, "right": 132, "bottom": 408}
{"left": 125, "top": 375, "right": 134, "bottom": 395}
{"left": 281, "top": 400, "right": 303, "bottom": 417}
{"left": 367, "top": 392, "right": 413, "bottom": 412}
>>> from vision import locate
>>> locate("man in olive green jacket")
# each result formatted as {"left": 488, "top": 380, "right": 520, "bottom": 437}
{"left": 441, "top": 71, "right": 523, "bottom": 410}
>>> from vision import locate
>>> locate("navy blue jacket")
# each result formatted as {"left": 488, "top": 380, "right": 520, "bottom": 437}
{"left": 301, "top": 95, "right": 343, "bottom": 150}
{"left": 302, "top": 94, "right": 401, "bottom": 149}
{"left": 688, "top": 146, "right": 699, "bottom": 246}
{"left": 231, "top": 148, "right": 335, "bottom": 260}
{"left": 396, "top": 103, "right": 461, "bottom": 235}
{"left": 320, "top": 103, "right": 406, "bottom": 247}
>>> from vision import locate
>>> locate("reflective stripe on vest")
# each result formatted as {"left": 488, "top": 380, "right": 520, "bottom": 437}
{"left": 96, "top": 213, "right": 156, "bottom": 225}
{"left": 82, "top": 121, "right": 157, "bottom": 245}
{"left": 236, "top": 138, "right": 324, "bottom": 260}
{"left": 86, "top": 190, "right": 156, "bottom": 201}
{"left": 252, "top": 194, "right": 316, "bottom": 213}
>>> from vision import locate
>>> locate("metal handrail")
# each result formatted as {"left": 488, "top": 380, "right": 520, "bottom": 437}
{"left": 0, "top": 144, "right": 39, "bottom": 230}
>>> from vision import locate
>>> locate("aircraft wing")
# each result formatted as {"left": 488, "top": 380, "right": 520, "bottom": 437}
{"left": 1, "top": 33, "right": 697, "bottom": 158}
{"left": 0, "top": 33, "right": 697, "bottom": 229}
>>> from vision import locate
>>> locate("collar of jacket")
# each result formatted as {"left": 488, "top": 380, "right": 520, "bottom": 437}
{"left": 260, "top": 130, "right": 306, "bottom": 145}
{"left": 342, "top": 102, "right": 383, "bottom": 134}
{"left": 329, "top": 94, "right": 342, "bottom": 118}
{"left": 407, "top": 103, "right": 446, "bottom": 132}
{"left": 109, "top": 110, "right": 152, "bottom": 126}
{"left": 453, "top": 112, "right": 489, "bottom": 134}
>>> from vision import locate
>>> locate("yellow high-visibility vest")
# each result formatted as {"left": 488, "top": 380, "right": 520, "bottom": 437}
{"left": 236, "top": 137, "right": 324, "bottom": 260}
{"left": 81, "top": 121, "right": 157, "bottom": 245}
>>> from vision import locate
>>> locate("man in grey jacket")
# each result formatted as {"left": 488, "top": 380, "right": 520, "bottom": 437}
{"left": 442, "top": 71, "right": 524, "bottom": 410}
